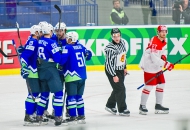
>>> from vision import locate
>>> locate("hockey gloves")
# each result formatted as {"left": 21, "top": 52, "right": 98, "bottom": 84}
{"left": 21, "top": 66, "right": 30, "bottom": 79}
{"left": 85, "top": 50, "right": 92, "bottom": 61}
{"left": 164, "top": 61, "right": 174, "bottom": 71}
{"left": 17, "top": 46, "right": 24, "bottom": 55}
{"left": 21, "top": 62, "right": 30, "bottom": 79}
{"left": 161, "top": 55, "right": 167, "bottom": 61}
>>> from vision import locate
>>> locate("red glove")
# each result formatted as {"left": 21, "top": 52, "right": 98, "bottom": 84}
{"left": 164, "top": 61, "right": 174, "bottom": 71}
{"left": 161, "top": 55, "right": 167, "bottom": 61}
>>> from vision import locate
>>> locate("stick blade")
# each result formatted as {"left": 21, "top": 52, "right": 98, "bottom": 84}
{"left": 54, "top": 4, "right": 61, "bottom": 13}
{"left": 16, "top": 22, "right": 19, "bottom": 28}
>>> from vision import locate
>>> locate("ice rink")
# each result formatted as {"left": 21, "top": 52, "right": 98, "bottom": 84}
{"left": 0, "top": 70, "right": 190, "bottom": 130}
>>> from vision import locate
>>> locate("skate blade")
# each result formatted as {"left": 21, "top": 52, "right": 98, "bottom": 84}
{"left": 105, "top": 108, "right": 116, "bottom": 115}
{"left": 68, "top": 121, "right": 78, "bottom": 125}
{"left": 77, "top": 120, "right": 86, "bottom": 124}
{"left": 155, "top": 110, "right": 169, "bottom": 114}
{"left": 139, "top": 110, "right": 147, "bottom": 115}
{"left": 23, "top": 122, "right": 40, "bottom": 126}
{"left": 39, "top": 121, "right": 48, "bottom": 126}
{"left": 119, "top": 113, "right": 130, "bottom": 116}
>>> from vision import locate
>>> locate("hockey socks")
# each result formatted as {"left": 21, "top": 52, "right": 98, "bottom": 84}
{"left": 66, "top": 95, "right": 77, "bottom": 117}
{"left": 37, "top": 92, "right": 49, "bottom": 115}
{"left": 76, "top": 95, "right": 85, "bottom": 116}
{"left": 52, "top": 91, "right": 63, "bottom": 117}
{"left": 25, "top": 93, "right": 39, "bottom": 115}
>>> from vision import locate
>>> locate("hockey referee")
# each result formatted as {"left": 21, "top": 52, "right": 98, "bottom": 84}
{"left": 104, "top": 28, "right": 130, "bottom": 116}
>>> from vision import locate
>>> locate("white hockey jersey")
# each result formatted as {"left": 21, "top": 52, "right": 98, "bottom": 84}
{"left": 139, "top": 36, "right": 167, "bottom": 73}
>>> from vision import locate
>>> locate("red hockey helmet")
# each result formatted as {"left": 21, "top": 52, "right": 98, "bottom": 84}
{"left": 157, "top": 25, "right": 168, "bottom": 34}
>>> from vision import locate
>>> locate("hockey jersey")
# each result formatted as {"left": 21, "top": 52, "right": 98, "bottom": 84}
{"left": 51, "top": 34, "right": 67, "bottom": 51}
{"left": 20, "top": 36, "right": 39, "bottom": 78}
{"left": 62, "top": 41, "right": 87, "bottom": 82}
{"left": 139, "top": 36, "right": 167, "bottom": 73}
{"left": 38, "top": 37, "right": 66, "bottom": 65}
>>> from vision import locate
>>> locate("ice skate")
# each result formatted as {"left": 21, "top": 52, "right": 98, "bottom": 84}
{"left": 46, "top": 109, "right": 55, "bottom": 120}
{"left": 23, "top": 114, "right": 40, "bottom": 126}
{"left": 62, "top": 116, "right": 77, "bottom": 125}
{"left": 77, "top": 115, "right": 86, "bottom": 124}
{"left": 155, "top": 104, "right": 169, "bottom": 114}
{"left": 54, "top": 116, "right": 63, "bottom": 126}
{"left": 65, "top": 108, "right": 70, "bottom": 119}
{"left": 119, "top": 109, "right": 130, "bottom": 116}
{"left": 105, "top": 107, "right": 117, "bottom": 115}
{"left": 36, "top": 115, "right": 48, "bottom": 125}
{"left": 139, "top": 105, "right": 148, "bottom": 115}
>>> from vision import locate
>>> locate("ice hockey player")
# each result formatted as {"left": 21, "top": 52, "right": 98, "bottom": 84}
{"left": 61, "top": 31, "right": 92, "bottom": 124}
{"left": 104, "top": 28, "right": 130, "bottom": 116}
{"left": 46, "top": 22, "right": 68, "bottom": 120}
{"left": 19, "top": 25, "right": 48, "bottom": 125}
{"left": 37, "top": 23, "right": 67, "bottom": 126}
{"left": 139, "top": 25, "right": 174, "bottom": 115}
{"left": 52, "top": 22, "right": 67, "bottom": 51}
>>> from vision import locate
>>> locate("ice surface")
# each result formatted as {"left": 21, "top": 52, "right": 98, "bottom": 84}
{"left": 0, "top": 70, "right": 190, "bottom": 130}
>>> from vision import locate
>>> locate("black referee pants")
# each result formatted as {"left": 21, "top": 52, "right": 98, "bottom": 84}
{"left": 105, "top": 70, "right": 127, "bottom": 113}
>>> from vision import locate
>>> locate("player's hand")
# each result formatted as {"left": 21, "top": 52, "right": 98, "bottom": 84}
{"left": 17, "top": 46, "right": 24, "bottom": 55}
{"left": 124, "top": 69, "right": 128, "bottom": 76}
{"left": 113, "top": 76, "right": 119, "bottom": 83}
{"left": 85, "top": 50, "right": 92, "bottom": 61}
{"left": 21, "top": 66, "right": 29, "bottom": 79}
{"left": 161, "top": 55, "right": 167, "bottom": 61}
{"left": 164, "top": 61, "right": 174, "bottom": 71}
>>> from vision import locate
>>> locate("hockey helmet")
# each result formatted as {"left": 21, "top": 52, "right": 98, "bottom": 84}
{"left": 157, "top": 25, "right": 168, "bottom": 34}
{"left": 66, "top": 31, "right": 79, "bottom": 43}
{"left": 41, "top": 23, "right": 52, "bottom": 35}
{"left": 54, "top": 22, "right": 67, "bottom": 31}
{"left": 111, "top": 28, "right": 121, "bottom": 36}
{"left": 48, "top": 23, "right": 54, "bottom": 31}
{"left": 30, "top": 25, "right": 41, "bottom": 36}
{"left": 38, "top": 21, "right": 48, "bottom": 27}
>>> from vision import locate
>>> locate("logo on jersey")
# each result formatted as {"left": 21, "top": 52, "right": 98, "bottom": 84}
{"left": 29, "top": 41, "right": 33, "bottom": 45}
{"left": 120, "top": 54, "right": 125, "bottom": 62}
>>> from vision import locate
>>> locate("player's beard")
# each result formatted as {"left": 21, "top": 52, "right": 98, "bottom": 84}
{"left": 58, "top": 33, "right": 65, "bottom": 39}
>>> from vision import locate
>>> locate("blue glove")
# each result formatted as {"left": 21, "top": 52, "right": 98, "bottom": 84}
{"left": 17, "top": 46, "right": 24, "bottom": 55}
{"left": 20, "top": 62, "right": 30, "bottom": 79}
{"left": 85, "top": 50, "right": 92, "bottom": 61}
{"left": 21, "top": 66, "right": 30, "bottom": 79}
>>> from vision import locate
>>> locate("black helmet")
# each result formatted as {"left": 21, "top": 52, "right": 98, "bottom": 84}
{"left": 111, "top": 28, "right": 121, "bottom": 36}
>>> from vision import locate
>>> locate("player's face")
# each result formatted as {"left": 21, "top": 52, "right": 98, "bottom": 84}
{"left": 35, "top": 31, "right": 40, "bottom": 39}
{"left": 158, "top": 30, "right": 167, "bottom": 39}
{"left": 112, "top": 33, "right": 121, "bottom": 43}
{"left": 67, "top": 38, "right": 72, "bottom": 44}
{"left": 56, "top": 29, "right": 65, "bottom": 39}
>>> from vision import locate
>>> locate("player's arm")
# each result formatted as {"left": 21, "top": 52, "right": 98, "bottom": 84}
{"left": 20, "top": 39, "right": 38, "bottom": 65}
{"left": 105, "top": 47, "right": 117, "bottom": 77}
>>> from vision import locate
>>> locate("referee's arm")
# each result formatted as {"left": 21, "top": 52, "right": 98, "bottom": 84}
{"left": 105, "top": 48, "right": 116, "bottom": 77}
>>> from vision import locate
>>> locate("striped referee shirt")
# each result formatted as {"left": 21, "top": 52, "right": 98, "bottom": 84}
{"left": 104, "top": 38, "right": 127, "bottom": 77}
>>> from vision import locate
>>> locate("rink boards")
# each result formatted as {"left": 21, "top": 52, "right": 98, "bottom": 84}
{"left": 0, "top": 25, "right": 190, "bottom": 75}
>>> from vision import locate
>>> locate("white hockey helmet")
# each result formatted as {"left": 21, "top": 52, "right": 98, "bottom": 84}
{"left": 66, "top": 31, "right": 79, "bottom": 43}
{"left": 38, "top": 21, "right": 48, "bottom": 28}
{"left": 30, "top": 25, "right": 41, "bottom": 36}
{"left": 54, "top": 22, "right": 67, "bottom": 31}
{"left": 48, "top": 23, "right": 54, "bottom": 31}
{"left": 41, "top": 23, "right": 52, "bottom": 35}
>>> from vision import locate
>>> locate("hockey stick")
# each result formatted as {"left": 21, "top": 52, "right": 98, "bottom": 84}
{"left": 0, "top": 48, "right": 18, "bottom": 57}
{"left": 54, "top": 4, "right": 61, "bottom": 45}
{"left": 16, "top": 22, "right": 22, "bottom": 46}
{"left": 12, "top": 40, "right": 35, "bottom": 101}
{"left": 137, "top": 53, "right": 190, "bottom": 90}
